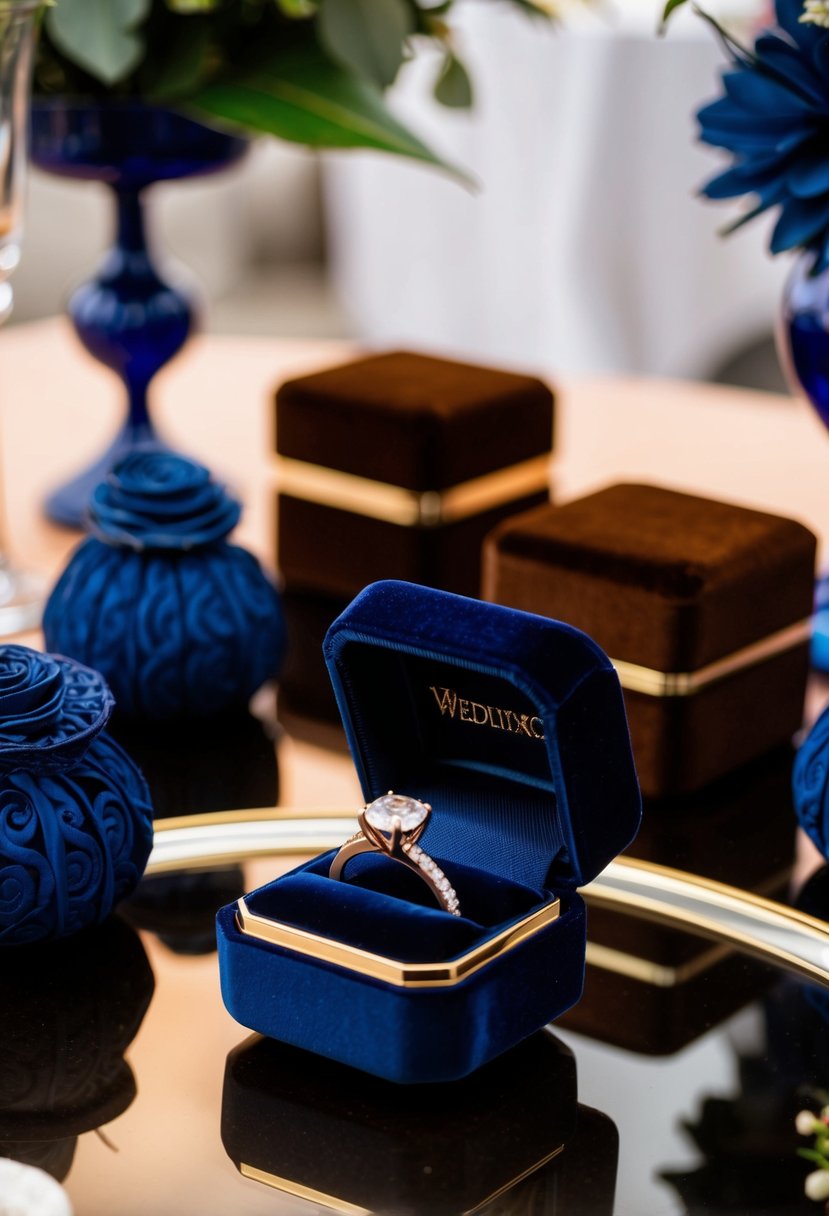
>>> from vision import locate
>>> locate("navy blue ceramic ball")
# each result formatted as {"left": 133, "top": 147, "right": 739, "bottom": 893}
{"left": 0, "top": 646, "right": 153, "bottom": 947}
{"left": 794, "top": 704, "right": 829, "bottom": 859}
{"left": 43, "top": 450, "right": 285, "bottom": 720}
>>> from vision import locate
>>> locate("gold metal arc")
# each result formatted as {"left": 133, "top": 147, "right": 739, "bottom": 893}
{"left": 147, "top": 810, "right": 829, "bottom": 988}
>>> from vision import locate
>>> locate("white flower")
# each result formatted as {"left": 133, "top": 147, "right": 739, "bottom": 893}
{"left": 801, "top": 0, "right": 829, "bottom": 27}
{"left": 797, "top": 1110, "right": 819, "bottom": 1135}
{"left": 805, "top": 1169, "right": 829, "bottom": 1201}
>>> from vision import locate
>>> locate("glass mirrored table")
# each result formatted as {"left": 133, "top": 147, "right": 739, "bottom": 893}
{"left": 5, "top": 709, "right": 829, "bottom": 1216}
{"left": 4, "top": 321, "right": 829, "bottom": 1215}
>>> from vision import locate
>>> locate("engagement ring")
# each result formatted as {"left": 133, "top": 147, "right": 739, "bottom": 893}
{"left": 328, "top": 792, "right": 461, "bottom": 917}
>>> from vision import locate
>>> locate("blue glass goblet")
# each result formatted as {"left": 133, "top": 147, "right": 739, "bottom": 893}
{"left": 30, "top": 100, "right": 247, "bottom": 530}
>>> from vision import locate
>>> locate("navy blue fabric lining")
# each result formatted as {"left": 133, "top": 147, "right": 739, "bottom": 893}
{"left": 324, "top": 581, "right": 641, "bottom": 889}
{"left": 245, "top": 852, "right": 547, "bottom": 963}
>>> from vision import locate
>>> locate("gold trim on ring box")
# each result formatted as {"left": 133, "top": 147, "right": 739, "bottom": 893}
{"left": 241, "top": 1146, "right": 566, "bottom": 1216}
{"left": 612, "top": 617, "right": 812, "bottom": 698}
{"left": 147, "top": 812, "right": 829, "bottom": 988}
{"left": 235, "top": 894, "right": 562, "bottom": 990}
{"left": 240, "top": 1165, "right": 371, "bottom": 1215}
{"left": 273, "top": 453, "right": 551, "bottom": 528}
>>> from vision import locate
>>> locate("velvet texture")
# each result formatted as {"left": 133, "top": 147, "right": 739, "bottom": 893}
{"left": 279, "top": 492, "right": 550, "bottom": 602}
{"left": 275, "top": 351, "right": 554, "bottom": 715}
{"left": 484, "top": 482, "right": 816, "bottom": 797}
{"left": 0, "top": 647, "right": 153, "bottom": 947}
{"left": 323, "top": 581, "right": 641, "bottom": 889}
{"left": 0, "top": 916, "right": 154, "bottom": 1180}
{"left": 277, "top": 351, "right": 554, "bottom": 491}
{"left": 44, "top": 451, "right": 285, "bottom": 720}
{"left": 218, "top": 891, "right": 585, "bottom": 1084}
{"left": 221, "top": 1030, "right": 579, "bottom": 1214}
{"left": 218, "top": 581, "right": 641, "bottom": 1083}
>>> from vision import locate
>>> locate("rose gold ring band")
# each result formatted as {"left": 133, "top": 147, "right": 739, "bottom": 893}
{"left": 328, "top": 795, "right": 461, "bottom": 917}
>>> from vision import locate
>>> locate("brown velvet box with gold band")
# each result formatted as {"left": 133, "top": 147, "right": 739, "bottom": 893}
{"left": 558, "top": 745, "right": 795, "bottom": 1056}
{"left": 483, "top": 482, "right": 817, "bottom": 799}
{"left": 221, "top": 1030, "right": 619, "bottom": 1216}
{"left": 275, "top": 351, "right": 554, "bottom": 721}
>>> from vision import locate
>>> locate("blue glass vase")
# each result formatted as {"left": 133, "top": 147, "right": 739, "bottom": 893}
{"left": 30, "top": 100, "right": 247, "bottom": 530}
{"left": 779, "top": 251, "right": 829, "bottom": 670}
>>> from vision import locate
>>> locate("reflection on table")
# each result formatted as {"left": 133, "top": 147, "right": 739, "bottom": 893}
{"left": 2, "top": 326, "right": 829, "bottom": 1212}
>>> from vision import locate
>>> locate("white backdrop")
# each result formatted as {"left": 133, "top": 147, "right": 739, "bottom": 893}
{"left": 324, "top": 1, "right": 788, "bottom": 379}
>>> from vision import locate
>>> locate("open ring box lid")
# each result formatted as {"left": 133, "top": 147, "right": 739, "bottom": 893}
{"left": 217, "top": 580, "right": 641, "bottom": 1083}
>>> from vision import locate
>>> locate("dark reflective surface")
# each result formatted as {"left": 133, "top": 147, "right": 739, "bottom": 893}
{"left": 118, "top": 710, "right": 279, "bottom": 955}
{"left": 221, "top": 1030, "right": 617, "bottom": 1215}
{"left": 1, "top": 705, "right": 827, "bottom": 1214}
{"left": 0, "top": 916, "right": 154, "bottom": 1183}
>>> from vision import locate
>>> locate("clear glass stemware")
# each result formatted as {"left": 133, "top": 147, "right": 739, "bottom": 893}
{"left": 0, "top": 0, "right": 43, "bottom": 634}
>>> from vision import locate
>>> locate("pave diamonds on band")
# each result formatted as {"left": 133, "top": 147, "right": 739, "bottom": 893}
{"left": 328, "top": 791, "right": 462, "bottom": 917}
{"left": 403, "top": 841, "right": 460, "bottom": 915}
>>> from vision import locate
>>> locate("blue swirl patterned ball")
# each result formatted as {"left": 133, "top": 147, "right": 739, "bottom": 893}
{"left": 44, "top": 450, "right": 285, "bottom": 720}
{"left": 0, "top": 646, "right": 153, "bottom": 947}
{"left": 793, "top": 705, "right": 829, "bottom": 859}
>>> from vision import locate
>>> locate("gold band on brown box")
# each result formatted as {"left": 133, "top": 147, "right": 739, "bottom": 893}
{"left": 482, "top": 483, "right": 817, "bottom": 797}
{"left": 273, "top": 454, "right": 551, "bottom": 528}
{"left": 612, "top": 619, "right": 812, "bottom": 698}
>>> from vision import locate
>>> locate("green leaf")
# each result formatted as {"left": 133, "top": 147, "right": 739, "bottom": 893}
{"left": 434, "top": 51, "right": 472, "bottom": 108}
{"left": 274, "top": 0, "right": 317, "bottom": 15}
{"left": 189, "top": 48, "right": 471, "bottom": 181}
{"left": 317, "top": 0, "right": 413, "bottom": 88}
{"left": 659, "top": 0, "right": 688, "bottom": 31}
{"left": 164, "top": 0, "right": 219, "bottom": 11}
{"left": 797, "top": 1148, "right": 829, "bottom": 1167}
{"left": 143, "top": 17, "right": 212, "bottom": 99}
{"left": 46, "top": 0, "right": 151, "bottom": 86}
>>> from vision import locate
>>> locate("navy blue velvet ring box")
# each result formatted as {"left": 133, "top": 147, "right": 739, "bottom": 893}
{"left": 217, "top": 580, "right": 642, "bottom": 1083}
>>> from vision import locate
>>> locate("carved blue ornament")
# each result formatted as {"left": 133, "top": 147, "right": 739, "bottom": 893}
{"left": 793, "top": 702, "right": 829, "bottom": 858}
{"left": 43, "top": 450, "right": 285, "bottom": 719}
{"left": 0, "top": 646, "right": 153, "bottom": 947}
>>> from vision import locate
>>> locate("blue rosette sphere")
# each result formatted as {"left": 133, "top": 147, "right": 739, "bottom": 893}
{"left": 0, "top": 645, "right": 153, "bottom": 946}
{"left": 794, "top": 703, "right": 829, "bottom": 859}
{"left": 44, "top": 450, "right": 285, "bottom": 720}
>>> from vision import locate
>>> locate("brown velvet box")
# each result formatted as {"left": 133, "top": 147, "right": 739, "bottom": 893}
{"left": 558, "top": 746, "right": 796, "bottom": 1055}
{"left": 483, "top": 482, "right": 816, "bottom": 798}
{"left": 276, "top": 350, "right": 554, "bottom": 720}
{"left": 276, "top": 350, "right": 554, "bottom": 598}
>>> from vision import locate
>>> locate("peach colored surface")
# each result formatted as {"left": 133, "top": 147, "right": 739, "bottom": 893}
{"left": 1, "top": 320, "right": 824, "bottom": 1214}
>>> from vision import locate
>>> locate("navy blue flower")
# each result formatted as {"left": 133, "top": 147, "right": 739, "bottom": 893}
{"left": 0, "top": 646, "right": 114, "bottom": 775}
{"left": 90, "top": 448, "right": 241, "bottom": 551}
{"left": 697, "top": 0, "right": 829, "bottom": 270}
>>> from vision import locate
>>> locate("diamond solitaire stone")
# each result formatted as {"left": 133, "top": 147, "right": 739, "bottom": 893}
{"left": 365, "top": 792, "right": 430, "bottom": 833}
